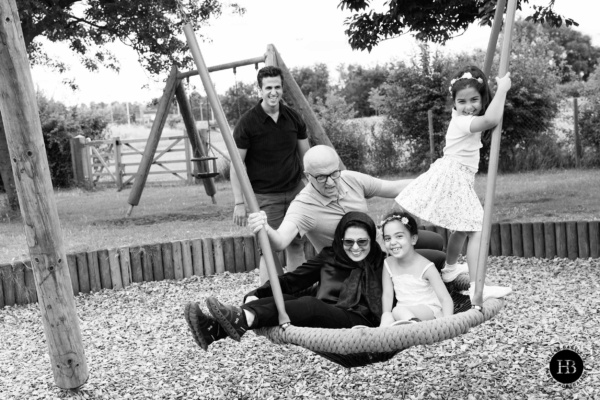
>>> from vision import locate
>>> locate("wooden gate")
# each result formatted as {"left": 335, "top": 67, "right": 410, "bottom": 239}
{"left": 70, "top": 134, "right": 192, "bottom": 190}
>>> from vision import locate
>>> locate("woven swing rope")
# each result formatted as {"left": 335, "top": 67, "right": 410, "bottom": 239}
{"left": 256, "top": 298, "right": 503, "bottom": 355}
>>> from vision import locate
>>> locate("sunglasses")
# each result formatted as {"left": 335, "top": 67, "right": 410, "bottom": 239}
{"left": 342, "top": 238, "right": 370, "bottom": 248}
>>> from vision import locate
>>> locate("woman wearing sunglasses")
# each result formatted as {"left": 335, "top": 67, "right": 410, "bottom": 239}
{"left": 185, "top": 211, "right": 400, "bottom": 350}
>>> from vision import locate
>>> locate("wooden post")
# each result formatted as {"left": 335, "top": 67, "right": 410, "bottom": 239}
{"left": 174, "top": 81, "right": 217, "bottom": 201}
{"left": 113, "top": 137, "right": 123, "bottom": 190}
{"left": 474, "top": 0, "right": 517, "bottom": 305}
{"left": 183, "top": 132, "right": 192, "bottom": 184}
{"left": 428, "top": 109, "right": 435, "bottom": 164}
{"left": 183, "top": 26, "right": 290, "bottom": 325}
{"left": 127, "top": 66, "right": 179, "bottom": 216}
{"left": 532, "top": 222, "right": 545, "bottom": 258}
{"left": 573, "top": 97, "right": 581, "bottom": 168}
{"left": 69, "top": 136, "right": 86, "bottom": 186}
{"left": 0, "top": 0, "right": 88, "bottom": 387}
{"left": 544, "top": 222, "right": 557, "bottom": 259}
{"left": 191, "top": 239, "right": 204, "bottom": 276}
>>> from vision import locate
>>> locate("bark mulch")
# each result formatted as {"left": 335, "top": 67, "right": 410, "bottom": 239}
{"left": 1, "top": 256, "right": 598, "bottom": 400}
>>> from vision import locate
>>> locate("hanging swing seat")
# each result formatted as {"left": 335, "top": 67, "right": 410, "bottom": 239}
{"left": 255, "top": 274, "right": 505, "bottom": 368}
{"left": 191, "top": 156, "right": 219, "bottom": 179}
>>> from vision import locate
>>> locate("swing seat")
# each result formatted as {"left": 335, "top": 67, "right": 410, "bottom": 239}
{"left": 255, "top": 274, "right": 505, "bottom": 368}
{"left": 192, "top": 156, "right": 219, "bottom": 179}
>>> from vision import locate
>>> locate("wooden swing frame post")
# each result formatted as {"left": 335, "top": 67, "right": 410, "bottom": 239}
{"left": 0, "top": 0, "right": 88, "bottom": 388}
{"left": 474, "top": 0, "right": 517, "bottom": 306}
{"left": 181, "top": 25, "right": 291, "bottom": 325}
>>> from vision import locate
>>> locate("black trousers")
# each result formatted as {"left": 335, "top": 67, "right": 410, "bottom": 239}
{"left": 243, "top": 295, "right": 372, "bottom": 329}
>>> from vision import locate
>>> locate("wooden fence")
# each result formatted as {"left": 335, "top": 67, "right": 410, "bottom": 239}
{"left": 70, "top": 135, "right": 193, "bottom": 190}
{"left": 1, "top": 220, "right": 598, "bottom": 308}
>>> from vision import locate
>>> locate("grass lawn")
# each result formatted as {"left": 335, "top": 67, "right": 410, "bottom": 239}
{"left": 1, "top": 168, "right": 599, "bottom": 264}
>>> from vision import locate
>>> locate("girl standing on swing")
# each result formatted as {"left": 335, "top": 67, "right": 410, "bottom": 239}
{"left": 396, "top": 65, "right": 512, "bottom": 301}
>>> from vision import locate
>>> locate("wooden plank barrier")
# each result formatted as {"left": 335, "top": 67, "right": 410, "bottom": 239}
{"left": 577, "top": 222, "right": 590, "bottom": 259}
{"left": 555, "top": 222, "right": 568, "bottom": 259}
{"left": 2, "top": 224, "right": 600, "bottom": 308}
{"left": 500, "top": 223, "right": 512, "bottom": 256}
{"left": 233, "top": 237, "right": 245, "bottom": 273}
{"left": 243, "top": 235, "right": 256, "bottom": 271}
{"left": 510, "top": 223, "right": 524, "bottom": 257}
{"left": 213, "top": 238, "right": 225, "bottom": 274}
{"left": 191, "top": 239, "right": 204, "bottom": 276}
{"left": 590, "top": 221, "right": 600, "bottom": 258}
{"left": 108, "top": 249, "right": 123, "bottom": 290}
{"left": 67, "top": 254, "right": 79, "bottom": 295}
{"left": 522, "top": 222, "right": 534, "bottom": 258}
{"left": 98, "top": 250, "right": 113, "bottom": 290}
{"left": 544, "top": 222, "right": 557, "bottom": 259}
{"left": 566, "top": 222, "right": 579, "bottom": 260}
{"left": 532, "top": 222, "right": 545, "bottom": 258}
{"left": 223, "top": 237, "right": 236, "bottom": 273}
{"left": 161, "top": 243, "right": 175, "bottom": 280}
{"left": 76, "top": 252, "right": 91, "bottom": 294}
{"left": 181, "top": 240, "right": 194, "bottom": 278}
{"left": 490, "top": 223, "right": 502, "bottom": 256}
{"left": 172, "top": 241, "right": 184, "bottom": 280}
{"left": 129, "top": 246, "right": 144, "bottom": 283}
{"left": 202, "top": 238, "right": 215, "bottom": 276}
{"left": 118, "top": 247, "right": 132, "bottom": 287}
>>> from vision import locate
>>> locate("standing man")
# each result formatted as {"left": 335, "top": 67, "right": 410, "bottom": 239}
{"left": 231, "top": 66, "right": 310, "bottom": 283}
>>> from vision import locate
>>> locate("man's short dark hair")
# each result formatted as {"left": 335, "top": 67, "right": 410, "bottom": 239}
{"left": 257, "top": 66, "right": 283, "bottom": 88}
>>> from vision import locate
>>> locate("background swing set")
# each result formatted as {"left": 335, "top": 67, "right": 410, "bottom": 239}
{"left": 125, "top": 44, "right": 339, "bottom": 217}
{"left": 0, "top": 0, "right": 517, "bottom": 390}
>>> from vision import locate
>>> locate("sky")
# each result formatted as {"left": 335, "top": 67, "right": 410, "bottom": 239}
{"left": 30, "top": 0, "right": 600, "bottom": 106}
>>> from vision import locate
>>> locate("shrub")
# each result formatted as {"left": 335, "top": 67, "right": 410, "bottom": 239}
{"left": 38, "top": 94, "right": 108, "bottom": 187}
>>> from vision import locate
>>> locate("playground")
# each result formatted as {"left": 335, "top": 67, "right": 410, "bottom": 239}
{"left": 1, "top": 256, "right": 598, "bottom": 399}
{"left": 1, "top": 0, "right": 599, "bottom": 397}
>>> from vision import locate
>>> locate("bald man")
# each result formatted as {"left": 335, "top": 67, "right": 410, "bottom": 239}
{"left": 248, "top": 145, "right": 461, "bottom": 278}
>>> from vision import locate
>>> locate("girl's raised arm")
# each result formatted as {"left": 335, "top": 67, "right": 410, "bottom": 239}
{"left": 425, "top": 267, "right": 454, "bottom": 317}
{"left": 470, "top": 72, "right": 512, "bottom": 133}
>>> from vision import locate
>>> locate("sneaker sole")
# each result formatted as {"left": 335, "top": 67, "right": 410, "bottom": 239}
{"left": 206, "top": 297, "right": 242, "bottom": 342}
{"left": 184, "top": 303, "right": 209, "bottom": 351}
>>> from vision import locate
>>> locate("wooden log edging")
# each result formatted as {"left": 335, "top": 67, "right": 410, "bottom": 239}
{"left": 1, "top": 220, "right": 599, "bottom": 308}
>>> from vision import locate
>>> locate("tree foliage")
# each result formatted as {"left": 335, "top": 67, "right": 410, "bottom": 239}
{"left": 19, "top": 0, "right": 243, "bottom": 78}
{"left": 289, "top": 63, "right": 330, "bottom": 103}
{"left": 220, "top": 82, "right": 259, "bottom": 126}
{"left": 338, "top": 0, "right": 578, "bottom": 51}
{"left": 338, "top": 64, "right": 389, "bottom": 117}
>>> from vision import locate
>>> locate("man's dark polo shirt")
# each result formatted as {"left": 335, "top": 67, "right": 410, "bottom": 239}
{"left": 233, "top": 100, "right": 308, "bottom": 194}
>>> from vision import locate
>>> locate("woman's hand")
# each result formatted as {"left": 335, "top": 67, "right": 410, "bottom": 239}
{"left": 496, "top": 72, "right": 511, "bottom": 93}
{"left": 247, "top": 210, "right": 268, "bottom": 234}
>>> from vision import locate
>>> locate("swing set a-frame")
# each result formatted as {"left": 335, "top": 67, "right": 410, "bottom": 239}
{"left": 125, "top": 44, "right": 338, "bottom": 217}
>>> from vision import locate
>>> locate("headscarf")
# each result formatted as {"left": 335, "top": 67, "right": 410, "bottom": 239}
{"left": 329, "top": 211, "right": 385, "bottom": 319}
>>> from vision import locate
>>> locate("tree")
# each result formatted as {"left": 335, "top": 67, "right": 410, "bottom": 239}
{"left": 338, "top": 64, "right": 389, "bottom": 117}
{"left": 220, "top": 82, "right": 259, "bottom": 126}
{"left": 545, "top": 26, "right": 600, "bottom": 82}
{"left": 338, "top": 0, "right": 578, "bottom": 51}
{"left": 289, "top": 63, "right": 330, "bottom": 103}
{"left": 1, "top": 0, "right": 242, "bottom": 211}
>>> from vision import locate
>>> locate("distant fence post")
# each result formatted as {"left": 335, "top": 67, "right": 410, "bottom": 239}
{"left": 573, "top": 97, "right": 581, "bottom": 168}
{"left": 69, "top": 135, "right": 86, "bottom": 187}
{"left": 113, "top": 137, "right": 123, "bottom": 190}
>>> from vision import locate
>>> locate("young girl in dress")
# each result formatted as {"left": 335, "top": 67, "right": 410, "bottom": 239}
{"left": 379, "top": 212, "right": 453, "bottom": 326}
{"left": 396, "top": 65, "right": 512, "bottom": 301}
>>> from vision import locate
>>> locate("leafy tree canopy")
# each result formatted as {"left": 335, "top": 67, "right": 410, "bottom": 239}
{"left": 18, "top": 0, "right": 244, "bottom": 79}
{"left": 338, "top": 0, "right": 578, "bottom": 51}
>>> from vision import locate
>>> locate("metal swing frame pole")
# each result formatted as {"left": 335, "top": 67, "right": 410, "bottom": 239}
{"left": 181, "top": 24, "right": 291, "bottom": 326}
{"left": 473, "top": 0, "right": 517, "bottom": 306}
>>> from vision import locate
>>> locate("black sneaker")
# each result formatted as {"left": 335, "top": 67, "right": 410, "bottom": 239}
{"left": 184, "top": 302, "right": 227, "bottom": 350}
{"left": 206, "top": 297, "right": 249, "bottom": 341}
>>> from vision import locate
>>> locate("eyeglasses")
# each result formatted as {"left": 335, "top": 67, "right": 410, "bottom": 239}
{"left": 342, "top": 238, "right": 370, "bottom": 248}
{"left": 308, "top": 170, "right": 341, "bottom": 183}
